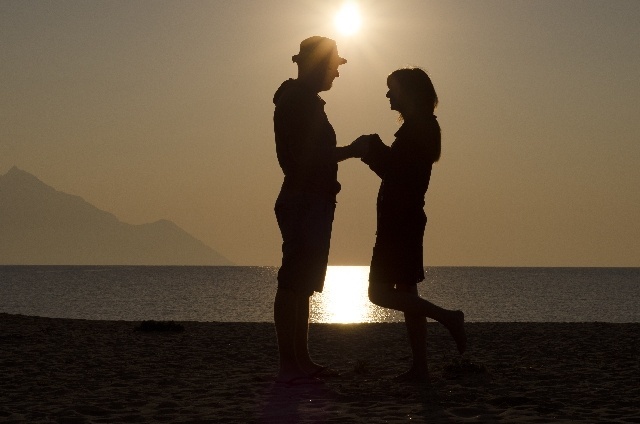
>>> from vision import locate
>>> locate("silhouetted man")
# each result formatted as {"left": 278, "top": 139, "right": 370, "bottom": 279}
{"left": 272, "top": 36, "right": 367, "bottom": 385}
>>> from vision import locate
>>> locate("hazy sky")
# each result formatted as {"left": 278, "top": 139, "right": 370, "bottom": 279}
{"left": 2, "top": 0, "right": 639, "bottom": 266}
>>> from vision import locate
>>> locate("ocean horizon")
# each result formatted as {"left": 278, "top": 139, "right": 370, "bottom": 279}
{"left": 1, "top": 265, "right": 638, "bottom": 324}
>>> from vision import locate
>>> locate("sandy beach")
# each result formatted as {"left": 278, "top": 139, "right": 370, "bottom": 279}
{"left": 1, "top": 313, "right": 638, "bottom": 423}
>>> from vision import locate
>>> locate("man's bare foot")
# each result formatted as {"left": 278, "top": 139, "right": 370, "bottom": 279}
{"left": 300, "top": 361, "right": 322, "bottom": 374}
{"left": 446, "top": 310, "right": 467, "bottom": 354}
{"left": 275, "top": 369, "right": 312, "bottom": 384}
{"left": 307, "top": 365, "right": 341, "bottom": 378}
{"left": 275, "top": 375, "right": 324, "bottom": 386}
{"left": 276, "top": 363, "right": 315, "bottom": 384}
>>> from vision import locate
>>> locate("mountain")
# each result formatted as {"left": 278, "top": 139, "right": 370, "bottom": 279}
{"left": 0, "top": 167, "right": 232, "bottom": 265}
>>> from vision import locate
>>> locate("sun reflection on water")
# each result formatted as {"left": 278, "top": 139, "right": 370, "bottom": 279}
{"left": 310, "top": 266, "right": 401, "bottom": 323}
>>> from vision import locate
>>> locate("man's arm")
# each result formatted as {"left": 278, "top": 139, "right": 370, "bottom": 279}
{"left": 360, "top": 135, "right": 390, "bottom": 178}
{"left": 334, "top": 145, "right": 358, "bottom": 162}
{"left": 334, "top": 134, "right": 373, "bottom": 162}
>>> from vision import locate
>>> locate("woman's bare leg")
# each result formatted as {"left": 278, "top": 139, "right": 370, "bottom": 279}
{"left": 396, "top": 284, "right": 429, "bottom": 381}
{"left": 369, "top": 283, "right": 466, "bottom": 354}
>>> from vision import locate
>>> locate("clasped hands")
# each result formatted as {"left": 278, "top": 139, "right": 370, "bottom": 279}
{"left": 349, "top": 133, "right": 381, "bottom": 159}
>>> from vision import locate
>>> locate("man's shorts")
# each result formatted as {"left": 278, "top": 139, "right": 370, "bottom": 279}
{"left": 275, "top": 190, "right": 335, "bottom": 296}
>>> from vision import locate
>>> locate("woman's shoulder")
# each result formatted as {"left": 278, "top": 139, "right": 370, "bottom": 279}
{"left": 395, "top": 116, "right": 439, "bottom": 139}
{"left": 392, "top": 117, "right": 440, "bottom": 162}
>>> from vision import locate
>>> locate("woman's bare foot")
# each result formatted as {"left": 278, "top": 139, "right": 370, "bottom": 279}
{"left": 393, "top": 368, "right": 430, "bottom": 384}
{"left": 446, "top": 310, "right": 467, "bottom": 354}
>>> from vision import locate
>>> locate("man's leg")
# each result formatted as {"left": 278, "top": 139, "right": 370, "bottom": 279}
{"left": 293, "top": 293, "right": 323, "bottom": 374}
{"left": 274, "top": 287, "right": 307, "bottom": 381}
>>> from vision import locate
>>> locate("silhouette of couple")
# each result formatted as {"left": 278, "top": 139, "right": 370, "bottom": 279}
{"left": 272, "top": 36, "right": 466, "bottom": 386}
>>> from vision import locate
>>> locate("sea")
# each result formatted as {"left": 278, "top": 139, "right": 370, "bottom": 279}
{"left": 0, "top": 266, "right": 638, "bottom": 324}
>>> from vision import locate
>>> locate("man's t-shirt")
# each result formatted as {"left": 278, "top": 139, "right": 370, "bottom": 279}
{"left": 273, "top": 79, "right": 340, "bottom": 200}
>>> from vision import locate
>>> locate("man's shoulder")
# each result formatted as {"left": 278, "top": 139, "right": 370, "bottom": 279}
{"left": 274, "top": 80, "right": 319, "bottom": 110}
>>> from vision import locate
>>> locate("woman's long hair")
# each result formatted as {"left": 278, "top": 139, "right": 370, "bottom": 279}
{"left": 388, "top": 67, "right": 441, "bottom": 161}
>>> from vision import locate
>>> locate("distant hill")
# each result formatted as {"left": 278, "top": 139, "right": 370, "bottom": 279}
{"left": 0, "top": 167, "right": 232, "bottom": 265}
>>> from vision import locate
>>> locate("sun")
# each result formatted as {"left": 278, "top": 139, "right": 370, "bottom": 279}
{"left": 334, "top": 2, "right": 362, "bottom": 36}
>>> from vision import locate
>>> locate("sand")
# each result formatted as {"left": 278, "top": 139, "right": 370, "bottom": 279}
{"left": 1, "top": 313, "right": 639, "bottom": 423}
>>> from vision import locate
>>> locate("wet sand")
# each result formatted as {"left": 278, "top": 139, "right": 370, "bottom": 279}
{"left": 1, "top": 313, "right": 639, "bottom": 423}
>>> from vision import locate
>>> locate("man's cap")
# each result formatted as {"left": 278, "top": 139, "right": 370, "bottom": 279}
{"left": 292, "top": 36, "right": 347, "bottom": 66}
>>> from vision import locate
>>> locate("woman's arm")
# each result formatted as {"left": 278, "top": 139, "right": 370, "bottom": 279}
{"left": 361, "top": 135, "right": 391, "bottom": 178}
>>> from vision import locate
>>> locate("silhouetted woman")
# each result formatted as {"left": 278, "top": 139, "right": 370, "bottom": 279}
{"left": 361, "top": 67, "right": 466, "bottom": 382}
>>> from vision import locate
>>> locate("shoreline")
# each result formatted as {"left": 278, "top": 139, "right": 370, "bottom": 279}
{"left": 2, "top": 314, "right": 639, "bottom": 423}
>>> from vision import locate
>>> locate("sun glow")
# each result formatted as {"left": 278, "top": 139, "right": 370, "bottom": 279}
{"left": 334, "top": 2, "right": 362, "bottom": 36}
{"left": 310, "top": 266, "right": 400, "bottom": 323}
